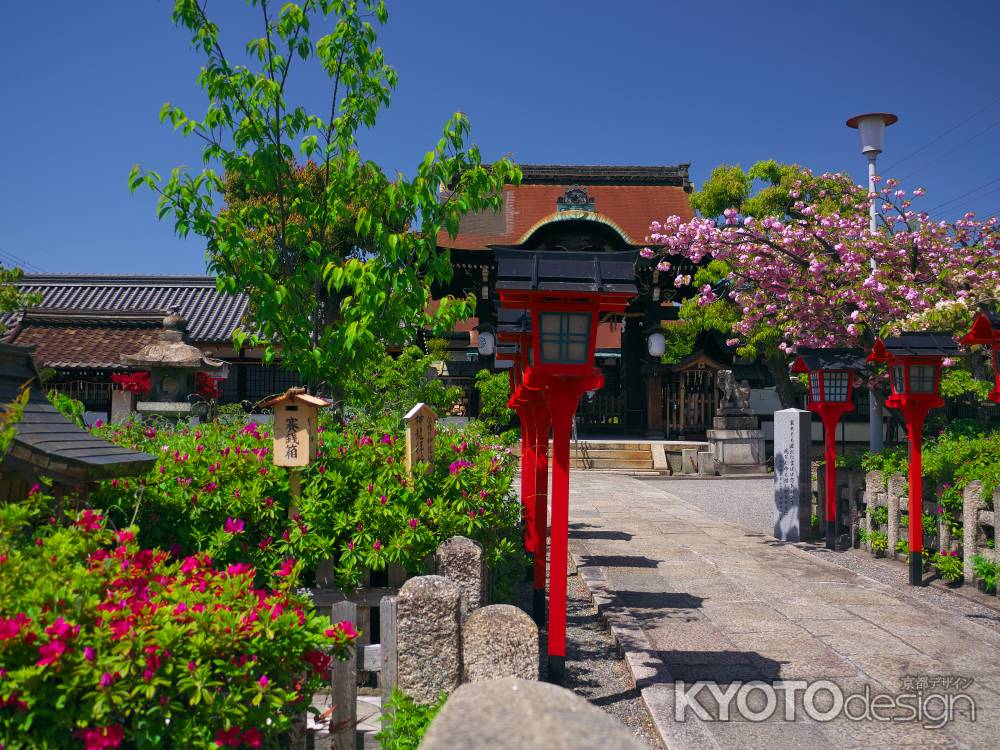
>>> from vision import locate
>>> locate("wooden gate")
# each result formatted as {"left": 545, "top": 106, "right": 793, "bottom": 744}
{"left": 662, "top": 353, "right": 723, "bottom": 437}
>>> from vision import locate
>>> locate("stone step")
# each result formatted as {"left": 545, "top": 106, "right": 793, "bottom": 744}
{"left": 571, "top": 458, "right": 653, "bottom": 469}
{"left": 569, "top": 448, "right": 651, "bottom": 460}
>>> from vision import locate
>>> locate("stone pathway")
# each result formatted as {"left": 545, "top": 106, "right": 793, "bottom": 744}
{"left": 566, "top": 472, "right": 1000, "bottom": 749}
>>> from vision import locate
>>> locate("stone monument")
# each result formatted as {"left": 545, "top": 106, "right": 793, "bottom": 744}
{"left": 773, "top": 408, "right": 812, "bottom": 541}
{"left": 705, "top": 370, "right": 767, "bottom": 475}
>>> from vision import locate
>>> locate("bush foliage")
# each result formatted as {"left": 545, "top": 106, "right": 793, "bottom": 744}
{"left": 0, "top": 490, "right": 357, "bottom": 750}
{"left": 90, "top": 417, "right": 520, "bottom": 591}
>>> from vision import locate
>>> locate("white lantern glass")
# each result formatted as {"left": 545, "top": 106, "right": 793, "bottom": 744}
{"left": 538, "top": 311, "right": 591, "bottom": 365}
{"left": 909, "top": 364, "right": 936, "bottom": 393}
{"left": 822, "top": 371, "right": 850, "bottom": 402}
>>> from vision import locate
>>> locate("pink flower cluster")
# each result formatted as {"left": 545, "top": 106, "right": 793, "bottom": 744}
{"left": 648, "top": 174, "right": 1000, "bottom": 351}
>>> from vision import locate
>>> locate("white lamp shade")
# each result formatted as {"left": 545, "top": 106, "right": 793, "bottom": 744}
{"left": 858, "top": 117, "right": 884, "bottom": 154}
{"left": 847, "top": 112, "right": 897, "bottom": 155}
{"left": 646, "top": 332, "right": 666, "bottom": 357}
{"left": 477, "top": 331, "right": 495, "bottom": 356}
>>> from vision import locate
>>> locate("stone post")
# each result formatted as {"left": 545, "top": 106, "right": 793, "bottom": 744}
{"left": 110, "top": 389, "right": 135, "bottom": 424}
{"left": 887, "top": 473, "right": 905, "bottom": 554}
{"left": 420, "top": 679, "right": 646, "bottom": 750}
{"left": 396, "top": 575, "right": 462, "bottom": 705}
{"left": 773, "top": 409, "right": 811, "bottom": 542}
{"left": 963, "top": 481, "right": 987, "bottom": 584}
{"left": 462, "top": 605, "right": 539, "bottom": 682}
{"left": 681, "top": 448, "right": 699, "bottom": 475}
{"left": 435, "top": 536, "right": 486, "bottom": 619}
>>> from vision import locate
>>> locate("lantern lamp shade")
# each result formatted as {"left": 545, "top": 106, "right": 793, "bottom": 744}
{"left": 647, "top": 331, "right": 666, "bottom": 358}
{"left": 808, "top": 370, "right": 852, "bottom": 403}
{"left": 792, "top": 348, "right": 865, "bottom": 405}
{"left": 538, "top": 311, "right": 592, "bottom": 364}
{"left": 869, "top": 332, "right": 960, "bottom": 402}
{"left": 958, "top": 308, "right": 1000, "bottom": 403}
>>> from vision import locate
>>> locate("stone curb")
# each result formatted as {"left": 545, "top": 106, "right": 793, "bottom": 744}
{"left": 570, "top": 543, "right": 721, "bottom": 750}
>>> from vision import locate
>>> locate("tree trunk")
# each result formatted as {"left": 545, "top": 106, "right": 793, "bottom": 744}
{"left": 764, "top": 355, "right": 798, "bottom": 409}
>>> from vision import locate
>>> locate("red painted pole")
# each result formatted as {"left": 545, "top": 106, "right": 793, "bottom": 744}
{"left": 823, "top": 414, "right": 838, "bottom": 550}
{"left": 907, "top": 414, "right": 926, "bottom": 585}
{"left": 521, "top": 404, "right": 537, "bottom": 555}
{"left": 545, "top": 387, "right": 579, "bottom": 682}
{"left": 532, "top": 401, "right": 550, "bottom": 627}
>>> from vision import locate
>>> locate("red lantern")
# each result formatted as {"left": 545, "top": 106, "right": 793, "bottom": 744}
{"left": 791, "top": 348, "right": 865, "bottom": 551}
{"left": 868, "top": 332, "right": 960, "bottom": 585}
{"left": 496, "top": 249, "right": 636, "bottom": 681}
{"left": 959, "top": 308, "right": 1000, "bottom": 404}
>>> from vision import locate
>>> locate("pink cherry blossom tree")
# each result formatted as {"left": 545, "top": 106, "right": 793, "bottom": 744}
{"left": 648, "top": 171, "right": 1000, "bottom": 357}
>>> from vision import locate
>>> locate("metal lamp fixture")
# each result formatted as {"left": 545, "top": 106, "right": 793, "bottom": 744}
{"left": 846, "top": 111, "right": 898, "bottom": 454}
{"left": 846, "top": 112, "right": 898, "bottom": 154}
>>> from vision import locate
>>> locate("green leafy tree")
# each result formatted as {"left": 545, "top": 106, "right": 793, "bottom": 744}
{"left": 0, "top": 265, "right": 41, "bottom": 333}
{"left": 132, "top": 1, "right": 519, "bottom": 394}
{"left": 341, "top": 339, "right": 461, "bottom": 423}
{"left": 473, "top": 369, "right": 515, "bottom": 435}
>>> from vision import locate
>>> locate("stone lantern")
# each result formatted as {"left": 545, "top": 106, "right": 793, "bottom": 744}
{"left": 120, "top": 309, "right": 229, "bottom": 419}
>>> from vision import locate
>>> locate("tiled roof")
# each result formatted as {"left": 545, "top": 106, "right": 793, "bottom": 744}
{"left": 0, "top": 343, "right": 155, "bottom": 483}
{"left": 9, "top": 275, "right": 247, "bottom": 343}
{"left": 438, "top": 166, "right": 694, "bottom": 251}
{"left": 6, "top": 310, "right": 166, "bottom": 369}
{"left": 518, "top": 164, "right": 692, "bottom": 187}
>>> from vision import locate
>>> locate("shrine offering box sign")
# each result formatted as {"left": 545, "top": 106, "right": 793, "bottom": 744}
{"left": 404, "top": 403, "right": 437, "bottom": 476}
{"left": 258, "top": 388, "right": 331, "bottom": 468}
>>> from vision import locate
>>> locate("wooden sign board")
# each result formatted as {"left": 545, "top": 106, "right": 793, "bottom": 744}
{"left": 404, "top": 403, "right": 437, "bottom": 476}
{"left": 258, "top": 388, "right": 330, "bottom": 468}
{"left": 273, "top": 404, "right": 314, "bottom": 467}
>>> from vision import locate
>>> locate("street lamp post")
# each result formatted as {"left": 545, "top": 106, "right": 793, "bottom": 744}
{"left": 868, "top": 332, "right": 959, "bottom": 585}
{"left": 847, "top": 112, "right": 898, "bottom": 454}
{"left": 792, "top": 348, "right": 866, "bottom": 551}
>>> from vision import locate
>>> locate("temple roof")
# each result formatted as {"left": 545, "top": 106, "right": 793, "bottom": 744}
{"left": 6, "top": 275, "right": 247, "bottom": 343}
{"left": 0, "top": 343, "right": 155, "bottom": 483}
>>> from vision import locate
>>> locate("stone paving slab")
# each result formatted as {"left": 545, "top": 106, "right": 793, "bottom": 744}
{"left": 564, "top": 472, "right": 1000, "bottom": 749}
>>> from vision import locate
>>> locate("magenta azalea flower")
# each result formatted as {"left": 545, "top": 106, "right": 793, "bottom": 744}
{"left": 223, "top": 517, "right": 245, "bottom": 534}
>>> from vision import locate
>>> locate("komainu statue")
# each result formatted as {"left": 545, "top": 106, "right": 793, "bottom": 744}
{"left": 716, "top": 370, "right": 752, "bottom": 414}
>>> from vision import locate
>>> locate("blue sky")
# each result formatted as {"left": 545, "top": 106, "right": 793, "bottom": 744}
{"left": 2, "top": 0, "right": 999, "bottom": 275}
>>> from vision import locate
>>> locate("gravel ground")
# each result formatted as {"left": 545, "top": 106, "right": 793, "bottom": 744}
{"left": 639, "top": 477, "right": 774, "bottom": 536}
{"left": 639, "top": 476, "right": 1000, "bottom": 637}
{"left": 512, "top": 561, "right": 664, "bottom": 749}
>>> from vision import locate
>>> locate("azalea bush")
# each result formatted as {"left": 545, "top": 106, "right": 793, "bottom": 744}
{"left": 0, "top": 490, "right": 358, "bottom": 750}
{"left": 90, "top": 417, "right": 520, "bottom": 590}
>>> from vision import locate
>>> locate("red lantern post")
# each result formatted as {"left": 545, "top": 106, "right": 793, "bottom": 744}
{"left": 959, "top": 308, "right": 1000, "bottom": 404}
{"left": 868, "top": 333, "right": 960, "bottom": 585}
{"left": 791, "top": 349, "right": 865, "bottom": 550}
{"left": 499, "top": 331, "right": 551, "bottom": 625}
{"left": 497, "top": 247, "right": 636, "bottom": 681}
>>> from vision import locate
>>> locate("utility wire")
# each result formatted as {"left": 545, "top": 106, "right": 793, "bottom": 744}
{"left": 882, "top": 94, "right": 1000, "bottom": 172}
{"left": 898, "top": 115, "right": 1000, "bottom": 183}
{"left": 923, "top": 176, "right": 1000, "bottom": 214}
{"left": 0, "top": 246, "right": 45, "bottom": 274}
